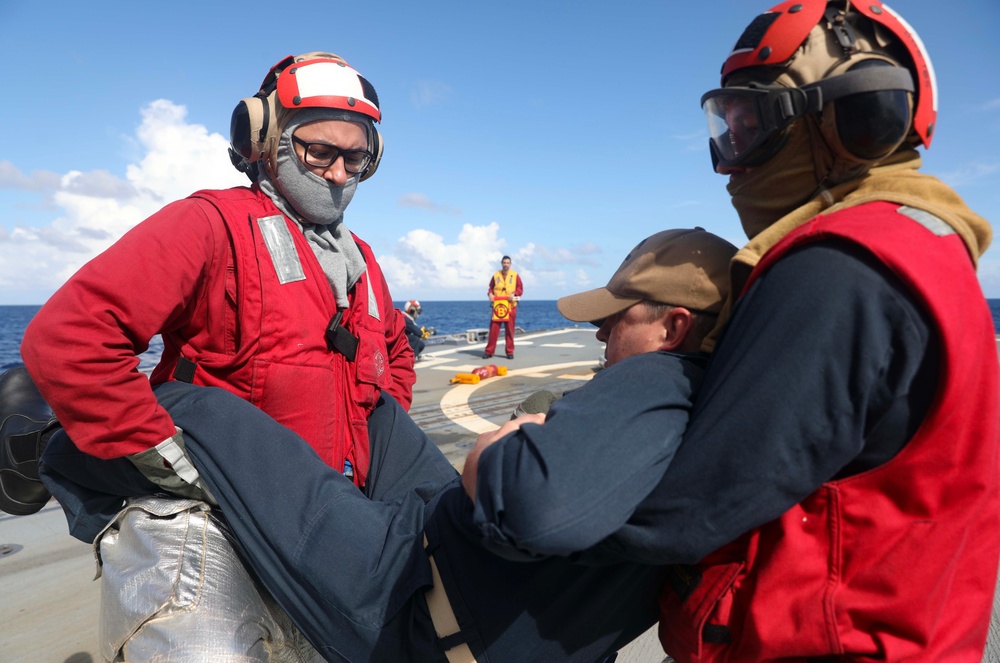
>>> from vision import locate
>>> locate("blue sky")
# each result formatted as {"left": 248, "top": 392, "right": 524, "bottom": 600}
{"left": 2, "top": 0, "right": 998, "bottom": 304}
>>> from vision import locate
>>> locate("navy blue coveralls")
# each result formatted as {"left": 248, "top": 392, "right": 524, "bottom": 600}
{"left": 40, "top": 351, "right": 700, "bottom": 662}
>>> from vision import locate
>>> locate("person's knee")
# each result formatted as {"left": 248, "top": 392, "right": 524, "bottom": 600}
{"left": 100, "top": 496, "right": 312, "bottom": 662}
{"left": 367, "top": 392, "right": 415, "bottom": 451}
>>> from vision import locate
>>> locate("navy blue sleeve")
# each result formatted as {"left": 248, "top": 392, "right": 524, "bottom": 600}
{"left": 404, "top": 316, "right": 423, "bottom": 337}
{"left": 620, "top": 240, "right": 937, "bottom": 564}
{"left": 471, "top": 352, "right": 703, "bottom": 560}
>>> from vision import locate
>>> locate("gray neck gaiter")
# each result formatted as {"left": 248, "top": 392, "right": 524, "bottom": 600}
{"left": 258, "top": 109, "right": 369, "bottom": 309}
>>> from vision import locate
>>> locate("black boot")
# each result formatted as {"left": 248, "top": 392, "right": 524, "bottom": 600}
{"left": 0, "top": 366, "right": 57, "bottom": 515}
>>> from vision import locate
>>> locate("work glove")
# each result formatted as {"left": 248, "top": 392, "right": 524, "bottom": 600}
{"left": 128, "top": 428, "right": 217, "bottom": 505}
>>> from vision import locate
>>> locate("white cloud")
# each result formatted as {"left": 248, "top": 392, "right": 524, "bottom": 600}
{"left": 533, "top": 244, "right": 600, "bottom": 267}
{"left": 126, "top": 99, "right": 245, "bottom": 203}
{"left": 397, "top": 192, "right": 461, "bottom": 215}
{"left": 376, "top": 221, "right": 613, "bottom": 299}
{"left": 62, "top": 169, "right": 137, "bottom": 199}
{"left": 674, "top": 126, "right": 709, "bottom": 153}
{"left": 671, "top": 130, "right": 706, "bottom": 142}
{"left": 573, "top": 242, "right": 601, "bottom": 256}
{"left": 0, "top": 99, "right": 246, "bottom": 303}
{"left": 0, "top": 161, "right": 62, "bottom": 191}
{"left": 939, "top": 161, "right": 1000, "bottom": 188}
{"left": 0, "top": 99, "right": 609, "bottom": 304}
{"left": 379, "top": 222, "right": 508, "bottom": 292}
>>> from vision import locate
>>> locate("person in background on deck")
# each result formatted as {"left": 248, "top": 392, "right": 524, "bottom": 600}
{"left": 483, "top": 255, "right": 524, "bottom": 360}
{"left": 625, "top": 2, "right": 998, "bottom": 660}
{"left": 401, "top": 299, "right": 426, "bottom": 360}
{"left": 0, "top": 52, "right": 439, "bottom": 662}
{"left": 1, "top": 228, "right": 738, "bottom": 662}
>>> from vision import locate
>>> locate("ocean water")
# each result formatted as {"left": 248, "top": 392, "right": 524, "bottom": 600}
{"left": 0, "top": 301, "right": 578, "bottom": 369}
{"left": 398, "top": 300, "right": 578, "bottom": 339}
{"left": 3, "top": 299, "right": 1000, "bottom": 370}
{"left": 0, "top": 305, "right": 167, "bottom": 372}
{"left": 0, "top": 306, "right": 42, "bottom": 370}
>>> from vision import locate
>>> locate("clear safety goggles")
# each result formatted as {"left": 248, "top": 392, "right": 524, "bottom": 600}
{"left": 701, "top": 67, "right": 915, "bottom": 170}
{"left": 701, "top": 84, "right": 816, "bottom": 170}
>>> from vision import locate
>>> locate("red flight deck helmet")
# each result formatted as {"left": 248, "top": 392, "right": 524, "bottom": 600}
{"left": 701, "top": 0, "right": 937, "bottom": 171}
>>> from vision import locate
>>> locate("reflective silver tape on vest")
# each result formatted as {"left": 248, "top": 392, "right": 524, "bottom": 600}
{"left": 258, "top": 215, "right": 307, "bottom": 284}
{"left": 897, "top": 206, "right": 955, "bottom": 237}
{"left": 367, "top": 273, "right": 380, "bottom": 320}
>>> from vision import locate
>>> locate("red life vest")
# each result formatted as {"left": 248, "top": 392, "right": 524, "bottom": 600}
{"left": 149, "top": 187, "right": 399, "bottom": 486}
{"left": 659, "top": 202, "right": 1000, "bottom": 661}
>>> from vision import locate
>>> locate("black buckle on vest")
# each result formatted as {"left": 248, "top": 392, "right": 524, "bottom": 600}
{"left": 326, "top": 310, "right": 359, "bottom": 361}
{"left": 173, "top": 357, "right": 197, "bottom": 383}
{"left": 703, "top": 624, "right": 732, "bottom": 644}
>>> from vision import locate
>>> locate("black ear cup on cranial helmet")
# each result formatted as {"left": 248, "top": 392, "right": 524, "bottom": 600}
{"left": 358, "top": 129, "right": 383, "bottom": 182}
{"left": 832, "top": 61, "right": 912, "bottom": 162}
{"left": 228, "top": 90, "right": 278, "bottom": 175}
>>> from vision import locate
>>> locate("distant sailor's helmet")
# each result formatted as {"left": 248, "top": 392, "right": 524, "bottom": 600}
{"left": 701, "top": 0, "right": 938, "bottom": 172}
{"left": 228, "top": 52, "right": 383, "bottom": 182}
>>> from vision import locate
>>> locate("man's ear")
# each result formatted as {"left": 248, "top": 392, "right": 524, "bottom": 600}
{"left": 658, "top": 307, "right": 694, "bottom": 352}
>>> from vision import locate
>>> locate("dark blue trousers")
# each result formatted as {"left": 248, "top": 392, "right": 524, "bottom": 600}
{"left": 41, "top": 382, "right": 459, "bottom": 662}
{"left": 40, "top": 382, "right": 661, "bottom": 662}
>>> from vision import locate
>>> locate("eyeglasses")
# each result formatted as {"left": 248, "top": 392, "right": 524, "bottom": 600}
{"left": 291, "top": 136, "right": 373, "bottom": 175}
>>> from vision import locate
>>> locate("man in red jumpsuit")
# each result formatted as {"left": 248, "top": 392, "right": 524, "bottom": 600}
{"left": 646, "top": 2, "right": 1000, "bottom": 660}
{"left": 483, "top": 255, "right": 524, "bottom": 359}
{"left": 2, "top": 52, "right": 447, "bottom": 661}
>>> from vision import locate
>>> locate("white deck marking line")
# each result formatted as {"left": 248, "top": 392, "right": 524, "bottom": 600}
{"left": 430, "top": 364, "right": 495, "bottom": 372}
{"left": 416, "top": 355, "right": 455, "bottom": 370}
{"left": 559, "top": 373, "right": 593, "bottom": 381}
{"left": 540, "top": 343, "right": 587, "bottom": 348}
{"left": 439, "top": 360, "right": 598, "bottom": 434}
{"left": 418, "top": 328, "right": 591, "bottom": 360}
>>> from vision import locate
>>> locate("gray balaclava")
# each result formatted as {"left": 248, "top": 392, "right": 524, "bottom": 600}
{"left": 258, "top": 107, "right": 370, "bottom": 309}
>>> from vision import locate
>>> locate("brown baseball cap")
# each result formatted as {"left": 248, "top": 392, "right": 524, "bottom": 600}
{"left": 557, "top": 227, "right": 736, "bottom": 324}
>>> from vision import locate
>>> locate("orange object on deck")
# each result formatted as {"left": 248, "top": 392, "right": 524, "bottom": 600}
{"left": 450, "top": 364, "right": 508, "bottom": 384}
